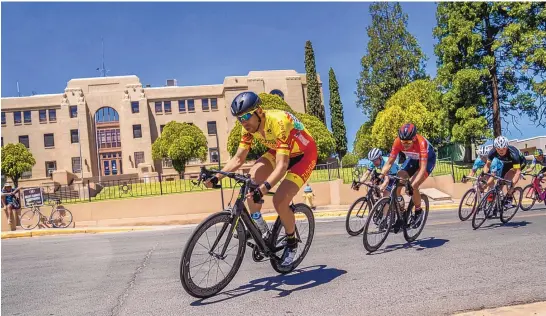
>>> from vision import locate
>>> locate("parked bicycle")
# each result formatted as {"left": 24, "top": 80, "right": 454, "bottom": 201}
{"left": 362, "top": 175, "right": 429, "bottom": 253}
{"left": 471, "top": 173, "right": 523, "bottom": 229}
{"left": 458, "top": 174, "right": 489, "bottom": 221}
{"left": 180, "top": 166, "right": 315, "bottom": 298}
{"left": 345, "top": 180, "right": 382, "bottom": 236}
{"left": 520, "top": 172, "right": 546, "bottom": 211}
{"left": 20, "top": 198, "right": 73, "bottom": 230}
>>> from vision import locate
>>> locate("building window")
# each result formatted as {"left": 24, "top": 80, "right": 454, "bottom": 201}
{"left": 44, "top": 133, "right": 55, "bottom": 148}
{"left": 72, "top": 157, "right": 82, "bottom": 174}
{"left": 97, "top": 128, "right": 121, "bottom": 149}
{"left": 19, "top": 135, "right": 30, "bottom": 148}
{"left": 164, "top": 101, "right": 172, "bottom": 113}
{"left": 187, "top": 99, "right": 195, "bottom": 112}
{"left": 1, "top": 112, "right": 5, "bottom": 125}
{"left": 23, "top": 111, "right": 31, "bottom": 124}
{"left": 179, "top": 100, "right": 186, "bottom": 112}
{"left": 209, "top": 148, "right": 219, "bottom": 163}
{"left": 202, "top": 99, "right": 209, "bottom": 111}
{"left": 160, "top": 125, "right": 165, "bottom": 134}
{"left": 134, "top": 151, "right": 145, "bottom": 166}
{"left": 211, "top": 98, "right": 218, "bottom": 110}
{"left": 39, "top": 110, "right": 47, "bottom": 123}
{"left": 21, "top": 170, "right": 32, "bottom": 179}
{"left": 133, "top": 124, "right": 142, "bottom": 138}
{"left": 45, "top": 161, "right": 57, "bottom": 177}
{"left": 48, "top": 109, "right": 57, "bottom": 122}
{"left": 162, "top": 158, "right": 173, "bottom": 168}
{"left": 155, "top": 102, "right": 162, "bottom": 113}
{"left": 270, "top": 89, "right": 285, "bottom": 100}
{"left": 14, "top": 111, "right": 22, "bottom": 124}
{"left": 70, "top": 129, "right": 79, "bottom": 143}
{"left": 131, "top": 101, "right": 139, "bottom": 113}
{"left": 207, "top": 121, "right": 217, "bottom": 135}
{"left": 69, "top": 106, "right": 78, "bottom": 118}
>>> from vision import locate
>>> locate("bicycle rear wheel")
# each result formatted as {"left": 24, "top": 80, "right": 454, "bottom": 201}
{"left": 345, "top": 196, "right": 371, "bottom": 236}
{"left": 20, "top": 209, "right": 40, "bottom": 230}
{"left": 500, "top": 187, "right": 522, "bottom": 223}
{"left": 458, "top": 188, "right": 477, "bottom": 221}
{"left": 520, "top": 184, "right": 537, "bottom": 211}
{"left": 363, "top": 197, "right": 393, "bottom": 253}
{"left": 472, "top": 190, "right": 495, "bottom": 230}
{"left": 180, "top": 211, "right": 246, "bottom": 298}
{"left": 269, "top": 203, "right": 315, "bottom": 274}
{"left": 51, "top": 206, "right": 73, "bottom": 228}
{"left": 403, "top": 194, "right": 430, "bottom": 242}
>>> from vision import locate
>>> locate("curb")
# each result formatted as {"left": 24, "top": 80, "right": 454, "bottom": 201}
{"left": 1, "top": 227, "right": 151, "bottom": 239}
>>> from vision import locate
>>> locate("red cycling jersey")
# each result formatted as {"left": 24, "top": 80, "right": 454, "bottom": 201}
{"left": 389, "top": 134, "right": 432, "bottom": 162}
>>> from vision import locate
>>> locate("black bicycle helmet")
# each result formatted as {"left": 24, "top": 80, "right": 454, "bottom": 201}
{"left": 230, "top": 91, "right": 262, "bottom": 116}
{"left": 398, "top": 123, "right": 417, "bottom": 140}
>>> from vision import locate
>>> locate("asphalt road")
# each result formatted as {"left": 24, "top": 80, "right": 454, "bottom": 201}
{"left": 2, "top": 206, "right": 546, "bottom": 316}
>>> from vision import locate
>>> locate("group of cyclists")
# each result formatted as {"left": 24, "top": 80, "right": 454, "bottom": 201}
{"left": 203, "top": 90, "right": 546, "bottom": 267}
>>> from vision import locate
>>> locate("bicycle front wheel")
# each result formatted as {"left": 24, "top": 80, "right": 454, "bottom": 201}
{"left": 180, "top": 211, "right": 246, "bottom": 298}
{"left": 472, "top": 190, "right": 495, "bottom": 230}
{"left": 520, "top": 184, "right": 536, "bottom": 211}
{"left": 345, "top": 196, "right": 371, "bottom": 236}
{"left": 270, "top": 203, "right": 315, "bottom": 274}
{"left": 363, "top": 197, "right": 393, "bottom": 253}
{"left": 20, "top": 209, "right": 40, "bottom": 230}
{"left": 500, "top": 187, "right": 522, "bottom": 224}
{"left": 51, "top": 206, "right": 73, "bottom": 228}
{"left": 458, "top": 188, "right": 477, "bottom": 221}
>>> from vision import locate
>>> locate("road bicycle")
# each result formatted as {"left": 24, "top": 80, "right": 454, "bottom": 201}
{"left": 362, "top": 175, "right": 429, "bottom": 253}
{"left": 458, "top": 174, "right": 489, "bottom": 221}
{"left": 180, "top": 166, "right": 315, "bottom": 298}
{"left": 520, "top": 172, "right": 546, "bottom": 211}
{"left": 20, "top": 198, "right": 73, "bottom": 230}
{"left": 345, "top": 180, "right": 382, "bottom": 236}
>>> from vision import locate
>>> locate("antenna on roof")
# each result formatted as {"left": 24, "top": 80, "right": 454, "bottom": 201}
{"left": 17, "top": 81, "right": 21, "bottom": 97}
{"left": 96, "top": 37, "right": 110, "bottom": 77}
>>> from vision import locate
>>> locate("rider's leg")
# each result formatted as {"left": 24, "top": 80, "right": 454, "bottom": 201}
{"left": 273, "top": 179, "right": 299, "bottom": 235}
{"left": 247, "top": 152, "right": 275, "bottom": 215}
{"left": 504, "top": 169, "right": 516, "bottom": 199}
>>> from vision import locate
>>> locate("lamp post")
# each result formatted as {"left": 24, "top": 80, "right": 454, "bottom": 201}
{"left": 214, "top": 130, "right": 224, "bottom": 210}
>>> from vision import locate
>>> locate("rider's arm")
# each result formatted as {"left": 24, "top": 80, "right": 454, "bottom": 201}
{"left": 360, "top": 169, "right": 372, "bottom": 183}
{"left": 214, "top": 147, "right": 249, "bottom": 180}
{"left": 261, "top": 152, "right": 289, "bottom": 192}
{"left": 483, "top": 160, "right": 492, "bottom": 174}
{"left": 525, "top": 158, "right": 536, "bottom": 173}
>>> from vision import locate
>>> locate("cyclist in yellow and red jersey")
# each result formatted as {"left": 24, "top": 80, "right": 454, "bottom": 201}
{"left": 204, "top": 92, "right": 317, "bottom": 267}
{"left": 380, "top": 123, "right": 437, "bottom": 231}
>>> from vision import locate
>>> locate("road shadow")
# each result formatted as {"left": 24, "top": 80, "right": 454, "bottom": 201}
{"left": 190, "top": 265, "right": 347, "bottom": 306}
{"left": 367, "top": 236, "right": 450, "bottom": 255}
{"left": 480, "top": 220, "right": 531, "bottom": 230}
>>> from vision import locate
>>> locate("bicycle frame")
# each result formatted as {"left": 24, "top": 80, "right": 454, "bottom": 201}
{"left": 484, "top": 173, "right": 513, "bottom": 210}
{"left": 385, "top": 176, "right": 413, "bottom": 222}
{"left": 531, "top": 176, "right": 546, "bottom": 200}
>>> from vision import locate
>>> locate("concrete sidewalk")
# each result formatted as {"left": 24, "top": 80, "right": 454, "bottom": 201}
{"left": 454, "top": 301, "right": 546, "bottom": 315}
{"left": 1, "top": 201, "right": 461, "bottom": 239}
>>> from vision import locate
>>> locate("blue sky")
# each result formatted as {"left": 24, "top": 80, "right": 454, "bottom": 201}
{"left": 2, "top": 2, "right": 544, "bottom": 148}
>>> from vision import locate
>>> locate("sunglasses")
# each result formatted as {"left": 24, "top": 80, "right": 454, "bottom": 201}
{"left": 401, "top": 140, "right": 413, "bottom": 145}
{"left": 237, "top": 110, "right": 256, "bottom": 122}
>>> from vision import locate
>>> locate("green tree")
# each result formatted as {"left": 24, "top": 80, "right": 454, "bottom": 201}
{"left": 356, "top": 2, "right": 427, "bottom": 122}
{"left": 328, "top": 67, "right": 348, "bottom": 159}
{"left": 1, "top": 143, "right": 36, "bottom": 187}
{"left": 434, "top": 2, "right": 546, "bottom": 136}
{"left": 353, "top": 121, "right": 375, "bottom": 159}
{"left": 371, "top": 80, "right": 449, "bottom": 149}
{"left": 341, "top": 152, "right": 359, "bottom": 168}
{"left": 305, "top": 40, "right": 326, "bottom": 123}
{"left": 152, "top": 121, "right": 207, "bottom": 175}
{"left": 227, "top": 93, "right": 335, "bottom": 162}
{"left": 452, "top": 107, "right": 493, "bottom": 161}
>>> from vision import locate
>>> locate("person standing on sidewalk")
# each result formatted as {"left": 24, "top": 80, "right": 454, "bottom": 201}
{"left": 2, "top": 183, "right": 21, "bottom": 231}
{"left": 302, "top": 183, "right": 316, "bottom": 210}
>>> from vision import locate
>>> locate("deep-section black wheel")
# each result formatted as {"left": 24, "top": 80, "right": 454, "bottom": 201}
{"left": 403, "top": 194, "right": 430, "bottom": 242}
{"left": 345, "top": 196, "right": 371, "bottom": 236}
{"left": 458, "top": 188, "right": 477, "bottom": 221}
{"left": 500, "top": 187, "right": 522, "bottom": 224}
{"left": 472, "top": 190, "right": 495, "bottom": 230}
{"left": 269, "top": 203, "right": 315, "bottom": 274}
{"left": 363, "top": 197, "right": 393, "bottom": 253}
{"left": 180, "top": 211, "right": 246, "bottom": 298}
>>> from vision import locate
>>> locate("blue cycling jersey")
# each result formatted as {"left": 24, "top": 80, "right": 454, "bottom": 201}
{"left": 367, "top": 157, "right": 400, "bottom": 175}
{"left": 473, "top": 157, "right": 503, "bottom": 174}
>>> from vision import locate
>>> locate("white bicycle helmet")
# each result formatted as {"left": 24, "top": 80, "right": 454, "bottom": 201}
{"left": 494, "top": 136, "right": 509, "bottom": 149}
{"left": 477, "top": 146, "right": 489, "bottom": 156}
{"left": 367, "top": 148, "right": 383, "bottom": 161}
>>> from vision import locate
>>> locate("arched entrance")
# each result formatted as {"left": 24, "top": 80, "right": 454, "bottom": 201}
{"left": 95, "top": 107, "right": 122, "bottom": 176}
